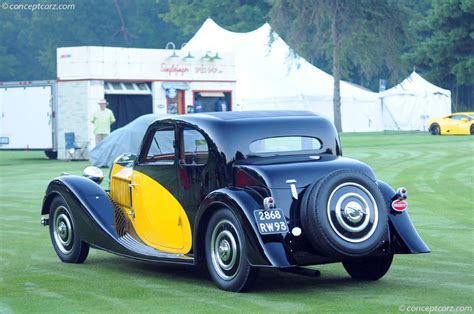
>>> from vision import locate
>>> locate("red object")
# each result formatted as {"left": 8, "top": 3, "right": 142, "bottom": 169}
{"left": 392, "top": 200, "right": 408, "bottom": 212}
{"left": 234, "top": 169, "right": 259, "bottom": 187}
{"left": 178, "top": 168, "right": 191, "bottom": 190}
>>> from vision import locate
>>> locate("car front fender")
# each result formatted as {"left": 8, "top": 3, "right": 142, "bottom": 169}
{"left": 41, "top": 175, "right": 119, "bottom": 243}
{"left": 194, "top": 188, "right": 297, "bottom": 268}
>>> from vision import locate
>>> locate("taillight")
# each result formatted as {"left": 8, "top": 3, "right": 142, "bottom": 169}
{"left": 234, "top": 169, "right": 260, "bottom": 187}
{"left": 263, "top": 197, "right": 275, "bottom": 209}
{"left": 392, "top": 187, "right": 408, "bottom": 200}
{"left": 391, "top": 187, "right": 408, "bottom": 212}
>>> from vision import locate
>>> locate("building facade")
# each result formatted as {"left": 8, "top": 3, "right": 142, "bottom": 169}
{"left": 56, "top": 46, "right": 236, "bottom": 159}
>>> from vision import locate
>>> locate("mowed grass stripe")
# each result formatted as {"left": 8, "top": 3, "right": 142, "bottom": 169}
{"left": 1, "top": 132, "right": 473, "bottom": 312}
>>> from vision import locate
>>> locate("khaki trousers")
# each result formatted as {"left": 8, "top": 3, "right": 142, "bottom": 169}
{"left": 95, "top": 134, "right": 107, "bottom": 145}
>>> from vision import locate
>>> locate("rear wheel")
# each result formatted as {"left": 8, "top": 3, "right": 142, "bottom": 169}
{"left": 44, "top": 149, "right": 58, "bottom": 160}
{"left": 49, "top": 196, "right": 89, "bottom": 263}
{"left": 470, "top": 124, "right": 473, "bottom": 135}
{"left": 205, "top": 208, "right": 257, "bottom": 292}
{"left": 343, "top": 254, "right": 393, "bottom": 280}
{"left": 429, "top": 123, "right": 441, "bottom": 135}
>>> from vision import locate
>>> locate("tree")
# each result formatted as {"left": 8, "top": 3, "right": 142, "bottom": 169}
{"left": 404, "top": 0, "right": 474, "bottom": 107}
{"left": 270, "top": 0, "right": 412, "bottom": 132}
{"left": 159, "top": 0, "right": 270, "bottom": 36}
{"left": 0, "top": 0, "right": 186, "bottom": 81}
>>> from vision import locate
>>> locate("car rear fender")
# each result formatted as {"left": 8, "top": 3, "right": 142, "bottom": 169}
{"left": 194, "top": 188, "right": 296, "bottom": 268}
{"left": 377, "top": 180, "right": 431, "bottom": 254}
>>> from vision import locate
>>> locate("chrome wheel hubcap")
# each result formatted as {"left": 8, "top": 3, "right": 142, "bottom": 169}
{"left": 327, "top": 182, "right": 378, "bottom": 243}
{"left": 53, "top": 206, "right": 74, "bottom": 254}
{"left": 343, "top": 201, "right": 366, "bottom": 223}
{"left": 218, "top": 239, "right": 231, "bottom": 261}
{"left": 210, "top": 220, "right": 240, "bottom": 280}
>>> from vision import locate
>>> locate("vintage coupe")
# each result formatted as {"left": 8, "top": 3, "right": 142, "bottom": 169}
{"left": 41, "top": 111, "right": 430, "bottom": 291}
{"left": 428, "top": 112, "right": 474, "bottom": 135}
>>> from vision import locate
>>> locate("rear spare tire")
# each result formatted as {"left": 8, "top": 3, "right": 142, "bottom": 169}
{"left": 301, "top": 169, "right": 388, "bottom": 258}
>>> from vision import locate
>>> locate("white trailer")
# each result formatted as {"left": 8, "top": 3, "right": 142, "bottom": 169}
{"left": 0, "top": 81, "right": 57, "bottom": 158}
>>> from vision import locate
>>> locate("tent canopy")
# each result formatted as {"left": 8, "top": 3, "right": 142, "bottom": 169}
{"left": 381, "top": 71, "right": 451, "bottom": 97}
{"left": 380, "top": 71, "right": 451, "bottom": 131}
{"left": 184, "top": 19, "right": 451, "bottom": 132}
{"left": 185, "top": 18, "right": 377, "bottom": 100}
{"left": 184, "top": 18, "right": 381, "bottom": 132}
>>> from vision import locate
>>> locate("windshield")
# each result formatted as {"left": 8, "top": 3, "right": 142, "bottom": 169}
{"left": 249, "top": 136, "right": 322, "bottom": 156}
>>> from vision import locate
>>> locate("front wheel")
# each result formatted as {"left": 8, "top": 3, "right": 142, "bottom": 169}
{"left": 470, "top": 124, "right": 473, "bottom": 135}
{"left": 205, "top": 208, "right": 257, "bottom": 292}
{"left": 49, "top": 196, "right": 89, "bottom": 263}
{"left": 343, "top": 254, "right": 393, "bottom": 280}
{"left": 429, "top": 123, "right": 441, "bottom": 135}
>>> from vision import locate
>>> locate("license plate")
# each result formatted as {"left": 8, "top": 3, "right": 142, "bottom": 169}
{"left": 253, "top": 209, "right": 288, "bottom": 235}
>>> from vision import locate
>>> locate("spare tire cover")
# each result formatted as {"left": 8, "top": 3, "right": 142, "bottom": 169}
{"left": 300, "top": 169, "right": 388, "bottom": 258}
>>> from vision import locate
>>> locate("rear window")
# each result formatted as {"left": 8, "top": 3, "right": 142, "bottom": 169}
{"left": 249, "top": 136, "right": 322, "bottom": 156}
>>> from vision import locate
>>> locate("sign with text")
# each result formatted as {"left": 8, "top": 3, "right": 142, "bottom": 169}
{"left": 57, "top": 46, "right": 235, "bottom": 82}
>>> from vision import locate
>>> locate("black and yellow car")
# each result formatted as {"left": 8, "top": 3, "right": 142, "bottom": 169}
{"left": 41, "top": 111, "right": 429, "bottom": 291}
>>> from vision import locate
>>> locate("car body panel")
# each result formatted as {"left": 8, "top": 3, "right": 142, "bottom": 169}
{"left": 428, "top": 112, "right": 474, "bottom": 135}
{"left": 130, "top": 169, "right": 192, "bottom": 253}
{"left": 195, "top": 188, "right": 296, "bottom": 267}
{"left": 377, "top": 180, "right": 430, "bottom": 254}
{"left": 233, "top": 155, "right": 376, "bottom": 189}
{"left": 43, "top": 176, "right": 196, "bottom": 264}
{"left": 109, "top": 162, "right": 193, "bottom": 254}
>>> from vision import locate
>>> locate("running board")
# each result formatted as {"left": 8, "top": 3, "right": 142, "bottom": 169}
{"left": 98, "top": 233, "right": 195, "bottom": 265}
{"left": 280, "top": 267, "right": 321, "bottom": 277}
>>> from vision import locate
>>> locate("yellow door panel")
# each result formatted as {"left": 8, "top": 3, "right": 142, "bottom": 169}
{"left": 441, "top": 118, "right": 453, "bottom": 134}
{"left": 459, "top": 120, "right": 471, "bottom": 134}
{"left": 131, "top": 170, "right": 192, "bottom": 254}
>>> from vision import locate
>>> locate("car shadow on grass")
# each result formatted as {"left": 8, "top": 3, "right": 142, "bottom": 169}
{"left": 85, "top": 255, "right": 366, "bottom": 293}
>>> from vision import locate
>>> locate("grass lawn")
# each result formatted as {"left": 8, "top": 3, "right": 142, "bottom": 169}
{"left": 0, "top": 132, "right": 473, "bottom": 313}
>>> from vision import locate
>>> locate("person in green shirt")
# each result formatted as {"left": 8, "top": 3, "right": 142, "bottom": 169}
{"left": 92, "top": 99, "right": 116, "bottom": 145}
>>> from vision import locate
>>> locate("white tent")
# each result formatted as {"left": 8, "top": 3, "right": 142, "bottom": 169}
{"left": 184, "top": 19, "right": 383, "bottom": 132}
{"left": 380, "top": 71, "right": 452, "bottom": 131}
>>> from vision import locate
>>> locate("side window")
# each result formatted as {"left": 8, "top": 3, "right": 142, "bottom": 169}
{"left": 450, "top": 115, "right": 463, "bottom": 120}
{"left": 144, "top": 128, "right": 175, "bottom": 164}
{"left": 181, "top": 128, "right": 209, "bottom": 166}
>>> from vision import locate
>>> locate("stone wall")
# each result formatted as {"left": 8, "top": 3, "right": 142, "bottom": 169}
{"left": 56, "top": 80, "right": 104, "bottom": 160}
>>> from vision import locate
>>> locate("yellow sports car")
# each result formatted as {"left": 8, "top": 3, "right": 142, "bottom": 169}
{"left": 428, "top": 112, "right": 474, "bottom": 135}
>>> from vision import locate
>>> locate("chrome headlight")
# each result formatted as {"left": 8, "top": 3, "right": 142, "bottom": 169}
{"left": 83, "top": 166, "right": 104, "bottom": 184}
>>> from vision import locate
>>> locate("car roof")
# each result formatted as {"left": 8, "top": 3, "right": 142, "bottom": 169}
{"left": 146, "top": 110, "right": 341, "bottom": 160}
{"left": 451, "top": 112, "right": 474, "bottom": 115}
{"left": 170, "top": 110, "right": 318, "bottom": 122}
{"left": 150, "top": 110, "right": 321, "bottom": 130}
